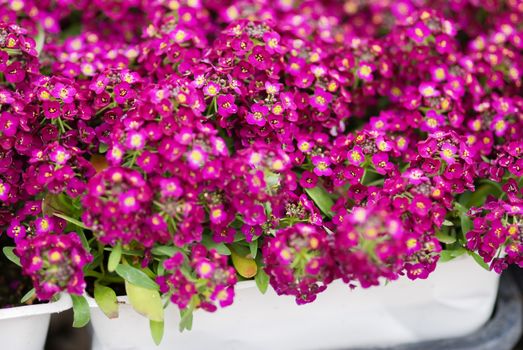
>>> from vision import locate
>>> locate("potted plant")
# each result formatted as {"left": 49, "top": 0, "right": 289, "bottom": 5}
{"left": 0, "top": 18, "right": 73, "bottom": 350}
{"left": 1, "top": 0, "right": 522, "bottom": 349}
{"left": 0, "top": 236, "right": 72, "bottom": 350}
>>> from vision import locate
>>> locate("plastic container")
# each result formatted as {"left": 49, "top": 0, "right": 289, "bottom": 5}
{"left": 0, "top": 294, "right": 72, "bottom": 350}
{"left": 88, "top": 255, "right": 499, "bottom": 350}
{"left": 367, "top": 273, "right": 521, "bottom": 350}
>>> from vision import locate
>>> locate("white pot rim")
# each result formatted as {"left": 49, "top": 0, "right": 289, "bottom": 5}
{"left": 85, "top": 280, "right": 258, "bottom": 307}
{"left": 0, "top": 293, "right": 71, "bottom": 320}
{"left": 85, "top": 254, "right": 475, "bottom": 307}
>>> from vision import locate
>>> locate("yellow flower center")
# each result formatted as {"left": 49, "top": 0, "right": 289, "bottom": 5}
{"left": 406, "top": 238, "right": 417, "bottom": 249}
{"left": 49, "top": 251, "right": 62, "bottom": 262}
{"left": 124, "top": 196, "right": 136, "bottom": 207}
{"left": 359, "top": 65, "right": 371, "bottom": 77}
{"left": 435, "top": 68, "right": 446, "bottom": 80}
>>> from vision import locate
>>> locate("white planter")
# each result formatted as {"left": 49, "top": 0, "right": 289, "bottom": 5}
{"left": 88, "top": 256, "right": 499, "bottom": 350}
{"left": 0, "top": 294, "right": 72, "bottom": 350}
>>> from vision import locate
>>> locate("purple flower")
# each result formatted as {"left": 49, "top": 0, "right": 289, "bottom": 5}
{"left": 0, "top": 180, "right": 11, "bottom": 201}
{"left": 159, "top": 178, "right": 183, "bottom": 198}
{"left": 119, "top": 190, "right": 140, "bottom": 213}
{"left": 125, "top": 131, "right": 146, "bottom": 150}
{"left": 210, "top": 286, "right": 234, "bottom": 307}
{"left": 52, "top": 83, "right": 76, "bottom": 103}
{"left": 16, "top": 232, "right": 92, "bottom": 300}
{"left": 310, "top": 88, "right": 332, "bottom": 112}
{"left": 43, "top": 101, "right": 61, "bottom": 119}
{"left": 196, "top": 260, "right": 215, "bottom": 279}
{"left": 246, "top": 103, "right": 269, "bottom": 127}
{"left": 372, "top": 153, "right": 393, "bottom": 175}
{"left": 90, "top": 75, "right": 109, "bottom": 94}
{"left": 217, "top": 94, "right": 237, "bottom": 117}
{"left": 186, "top": 146, "right": 207, "bottom": 169}
{"left": 419, "top": 82, "right": 440, "bottom": 97}
{"left": 440, "top": 142, "right": 457, "bottom": 164}
{"left": 114, "top": 83, "right": 134, "bottom": 104}
{"left": 357, "top": 62, "right": 375, "bottom": 82}
{"left": 405, "top": 263, "right": 430, "bottom": 280}
{"left": 410, "top": 195, "right": 432, "bottom": 217}
{"left": 34, "top": 216, "right": 55, "bottom": 235}
{"left": 423, "top": 110, "right": 445, "bottom": 131}
{"left": 264, "top": 224, "right": 334, "bottom": 304}
{"left": 49, "top": 146, "right": 71, "bottom": 165}
{"left": 408, "top": 22, "right": 431, "bottom": 43}
{"left": 203, "top": 82, "right": 220, "bottom": 97}
{"left": 300, "top": 171, "right": 318, "bottom": 189}
{"left": 248, "top": 46, "right": 271, "bottom": 70}
{"left": 263, "top": 32, "right": 282, "bottom": 54}
{"left": 0, "top": 112, "right": 18, "bottom": 137}
{"left": 311, "top": 155, "right": 333, "bottom": 177}
{"left": 7, "top": 220, "right": 27, "bottom": 242}
{"left": 209, "top": 205, "right": 227, "bottom": 225}
{"left": 5, "top": 62, "right": 25, "bottom": 83}
{"left": 347, "top": 146, "right": 365, "bottom": 166}
{"left": 404, "top": 168, "right": 429, "bottom": 185}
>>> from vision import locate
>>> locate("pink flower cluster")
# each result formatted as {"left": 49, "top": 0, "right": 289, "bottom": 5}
{"left": 158, "top": 245, "right": 237, "bottom": 312}
{"left": 0, "top": 0, "right": 521, "bottom": 312}
{"left": 15, "top": 218, "right": 92, "bottom": 300}
{"left": 264, "top": 224, "right": 334, "bottom": 304}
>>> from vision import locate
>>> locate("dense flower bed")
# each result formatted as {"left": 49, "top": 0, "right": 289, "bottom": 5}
{"left": 0, "top": 0, "right": 521, "bottom": 324}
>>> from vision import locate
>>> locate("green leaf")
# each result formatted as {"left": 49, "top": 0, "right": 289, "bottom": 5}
{"left": 454, "top": 202, "right": 468, "bottom": 214}
{"left": 201, "top": 235, "right": 231, "bottom": 255}
{"left": 20, "top": 288, "right": 35, "bottom": 304}
{"left": 263, "top": 170, "right": 281, "bottom": 189}
{"left": 458, "top": 191, "right": 472, "bottom": 206}
{"left": 255, "top": 269, "right": 269, "bottom": 294}
{"left": 229, "top": 242, "right": 250, "bottom": 256}
{"left": 104, "top": 248, "right": 143, "bottom": 257}
{"left": 59, "top": 11, "right": 83, "bottom": 39}
{"left": 94, "top": 283, "right": 119, "bottom": 319}
{"left": 468, "top": 183, "right": 502, "bottom": 207}
{"left": 467, "top": 251, "right": 490, "bottom": 271}
{"left": 439, "top": 248, "right": 465, "bottom": 262}
{"left": 157, "top": 262, "right": 165, "bottom": 276}
{"left": 53, "top": 212, "right": 89, "bottom": 230}
{"left": 43, "top": 193, "right": 76, "bottom": 217}
{"left": 179, "top": 302, "right": 194, "bottom": 332}
{"left": 75, "top": 226, "right": 90, "bottom": 252}
{"left": 108, "top": 243, "right": 122, "bottom": 272}
{"left": 249, "top": 239, "right": 258, "bottom": 259}
{"left": 3, "top": 247, "right": 21, "bottom": 267}
{"left": 71, "top": 295, "right": 91, "bottom": 328}
{"left": 98, "top": 143, "right": 109, "bottom": 153}
{"left": 442, "top": 220, "right": 454, "bottom": 226}
{"left": 230, "top": 249, "right": 257, "bottom": 278}
{"left": 454, "top": 202, "right": 473, "bottom": 238}
{"left": 460, "top": 213, "right": 473, "bottom": 237}
{"left": 439, "top": 251, "right": 454, "bottom": 263}
{"left": 435, "top": 231, "right": 456, "bottom": 244}
{"left": 304, "top": 185, "right": 334, "bottom": 218}
{"left": 361, "top": 168, "right": 381, "bottom": 186}
{"left": 263, "top": 201, "right": 273, "bottom": 217}
{"left": 35, "top": 25, "right": 45, "bottom": 56}
{"left": 151, "top": 245, "right": 183, "bottom": 257}
{"left": 115, "top": 264, "right": 159, "bottom": 290}
{"left": 126, "top": 282, "right": 164, "bottom": 322}
{"left": 150, "top": 320, "right": 164, "bottom": 345}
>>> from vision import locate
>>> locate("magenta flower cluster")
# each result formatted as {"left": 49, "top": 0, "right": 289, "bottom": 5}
{"left": 158, "top": 245, "right": 237, "bottom": 312}
{"left": 0, "top": 0, "right": 521, "bottom": 315}
{"left": 14, "top": 217, "right": 92, "bottom": 300}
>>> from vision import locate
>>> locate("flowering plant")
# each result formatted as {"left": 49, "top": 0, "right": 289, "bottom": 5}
{"left": 0, "top": 0, "right": 522, "bottom": 343}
